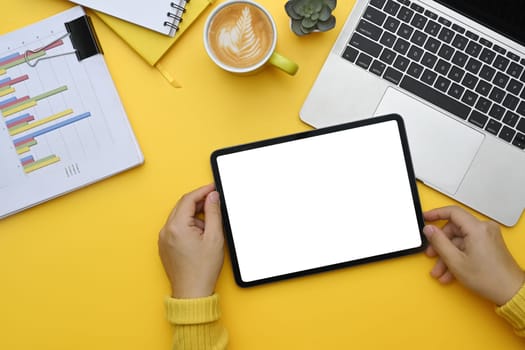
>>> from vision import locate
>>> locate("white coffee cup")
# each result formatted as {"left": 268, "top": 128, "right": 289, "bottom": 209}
{"left": 203, "top": 0, "right": 299, "bottom": 75}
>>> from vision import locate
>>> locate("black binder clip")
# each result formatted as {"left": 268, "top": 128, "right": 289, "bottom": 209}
{"left": 24, "top": 15, "right": 103, "bottom": 67}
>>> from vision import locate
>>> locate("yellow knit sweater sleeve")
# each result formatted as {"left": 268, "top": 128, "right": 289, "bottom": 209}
{"left": 496, "top": 283, "right": 525, "bottom": 337}
{"left": 165, "top": 293, "right": 229, "bottom": 350}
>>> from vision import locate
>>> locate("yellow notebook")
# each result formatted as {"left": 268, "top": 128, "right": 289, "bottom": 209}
{"left": 94, "top": 0, "right": 214, "bottom": 66}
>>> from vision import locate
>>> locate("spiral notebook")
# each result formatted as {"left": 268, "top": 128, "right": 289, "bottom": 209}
{"left": 68, "top": 0, "right": 189, "bottom": 37}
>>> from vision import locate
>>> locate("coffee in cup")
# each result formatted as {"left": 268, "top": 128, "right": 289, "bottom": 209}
{"left": 204, "top": 0, "right": 298, "bottom": 75}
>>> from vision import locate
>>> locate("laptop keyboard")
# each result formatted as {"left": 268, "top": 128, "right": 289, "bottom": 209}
{"left": 342, "top": 0, "right": 525, "bottom": 150}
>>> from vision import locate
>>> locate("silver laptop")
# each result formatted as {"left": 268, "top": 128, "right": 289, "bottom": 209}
{"left": 300, "top": 0, "right": 525, "bottom": 226}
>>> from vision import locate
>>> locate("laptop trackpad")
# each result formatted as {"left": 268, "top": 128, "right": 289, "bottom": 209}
{"left": 374, "top": 88, "right": 484, "bottom": 195}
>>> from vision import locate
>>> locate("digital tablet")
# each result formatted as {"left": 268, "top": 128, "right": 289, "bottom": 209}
{"left": 211, "top": 115, "right": 425, "bottom": 287}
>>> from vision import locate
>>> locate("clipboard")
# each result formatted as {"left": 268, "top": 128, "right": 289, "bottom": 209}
{"left": 211, "top": 115, "right": 425, "bottom": 287}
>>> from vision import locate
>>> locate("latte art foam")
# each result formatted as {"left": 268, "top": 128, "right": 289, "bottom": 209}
{"left": 208, "top": 4, "right": 274, "bottom": 69}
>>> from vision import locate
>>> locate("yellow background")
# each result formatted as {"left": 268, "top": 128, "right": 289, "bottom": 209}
{"left": 1, "top": 0, "right": 525, "bottom": 349}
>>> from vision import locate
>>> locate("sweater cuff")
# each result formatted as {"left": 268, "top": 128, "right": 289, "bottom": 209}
{"left": 165, "top": 293, "right": 221, "bottom": 325}
{"left": 496, "top": 283, "right": 525, "bottom": 332}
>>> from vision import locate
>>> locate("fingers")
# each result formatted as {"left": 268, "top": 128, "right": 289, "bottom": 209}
{"left": 423, "top": 224, "right": 463, "bottom": 269}
{"left": 424, "top": 206, "right": 480, "bottom": 236}
{"left": 204, "top": 191, "right": 223, "bottom": 237}
{"left": 171, "top": 184, "right": 216, "bottom": 221}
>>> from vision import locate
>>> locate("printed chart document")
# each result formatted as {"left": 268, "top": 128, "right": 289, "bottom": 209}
{"left": 0, "top": 6, "right": 144, "bottom": 219}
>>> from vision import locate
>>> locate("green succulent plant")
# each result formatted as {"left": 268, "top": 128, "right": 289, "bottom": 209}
{"left": 285, "top": 0, "right": 337, "bottom": 36}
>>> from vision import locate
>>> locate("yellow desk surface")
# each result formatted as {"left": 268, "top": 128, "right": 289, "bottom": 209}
{"left": 1, "top": 1, "right": 524, "bottom": 349}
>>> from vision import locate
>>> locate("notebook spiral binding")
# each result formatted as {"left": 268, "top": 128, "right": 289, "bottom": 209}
{"left": 164, "top": 1, "right": 190, "bottom": 32}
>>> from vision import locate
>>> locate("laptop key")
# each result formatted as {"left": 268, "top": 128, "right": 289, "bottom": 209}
{"left": 356, "top": 52, "right": 373, "bottom": 69}
{"left": 507, "top": 51, "right": 520, "bottom": 62}
{"left": 424, "top": 10, "right": 438, "bottom": 20}
{"left": 397, "top": 6, "right": 414, "bottom": 23}
{"left": 493, "top": 45, "right": 506, "bottom": 55}
{"left": 407, "top": 46, "right": 424, "bottom": 62}
{"left": 393, "top": 37, "right": 410, "bottom": 55}
{"left": 469, "top": 110, "right": 488, "bottom": 128}
{"left": 356, "top": 19, "right": 384, "bottom": 41}
{"left": 379, "top": 48, "right": 396, "bottom": 64}
{"left": 350, "top": 33, "right": 382, "bottom": 57}
{"left": 465, "top": 31, "right": 479, "bottom": 41}
{"left": 489, "top": 104, "right": 505, "bottom": 120}
{"left": 475, "top": 97, "right": 492, "bottom": 113}
{"left": 342, "top": 46, "right": 360, "bottom": 63}
{"left": 451, "top": 34, "right": 468, "bottom": 50}
{"left": 452, "top": 23, "right": 465, "bottom": 34}
{"left": 479, "top": 65, "right": 496, "bottom": 81}
{"left": 465, "top": 41, "right": 482, "bottom": 57}
{"left": 397, "top": 23, "right": 413, "bottom": 40}
{"left": 503, "top": 111, "right": 519, "bottom": 127}
{"left": 407, "top": 62, "right": 424, "bottom": 78}
{"left": 499, "top": 126, "right": 516, "bottom": 142}
{"left": 424, "top": 20, "right": 441, "bottom": 36}
{"left": 383, "top": 16, "right": 400, "bottom": 33}
{"left": 493, "top": 55, "right": 510, "bottom": 72}
{"left": 410, "top": 13, "right": 427, "bottom": 29}
{"left": 479, "top": 48, "right": 496, "bottom": 65}
{"left": 421, "top": 69, "right": 438, "bottom": 85}
{"left": 370, "top": 60, "right": 387, "bottom": 76}
{"left": 475, "top": 80, "right": 491, "bottom": 96}
{"left": 452, "top": 51, "right": 468, "bottom": 67}
{"left": 462, "top": 73, "right": 478, "bottom": 90}
{"left": 383, "top": 66, "right": 403, "bottom": 84}
{"left": 438, "top": 27, "right": 454, "bottom": 43}
{"left": 493, "top": 72, "right": 509, "bottom": 89}
{"left": 410, "top": 3, "right": 424, "bottom": 13}
{"left": 424, "top": 37, "right": 440, "bottom": 53}
{"left": 384, "top": 0, "right": 400, "bottom": 15}
{"left": 479, "top": 38, "right": 493, "bottom": 48}
{"left": 503, "top": 94, "right": 519, "bottom": 111}
{"left": 380, "top": 31, "right": 396, "bottom": 48}
{"left": 410, "top": 30, "right": 427, "bottom": 46}
{"left": 363, "top": 6, "right": 387, "bottom": 26}
{"left": 438, "top": 44, "right": 454, "bottom": 60}
{"left": 485, "top": 119, "right": 502, "bottom": 135}
{"left": 400, "top": 75, "right": 471, "bottom": 119}
{"left": 448, "top": 83, "right": 465, "bottom": 99}
{"left": 393, "top": 55, "right": 410, "bottom": 71}
{"left": 421, "top": 52, "right": 438, "bottom": 69}
{"left": 507, "top": 62, "right": 523, "bottom": 79}
{"left": 465, "top": 58, "right": 482, "bottom": 74}
{"left": 488, "top": 87, "right": 505, "bottom": 104}
{"left": 448, "top": 66, "right": 465, "bottom": 82}
{"left": 435, "top": 59, "right": 451, "bottom": 76}
{"left": 462, "top": 90, "right": 479, "bottom": 107}
{"left": 438, "top": 17, "right": 451, "bottom": 27}
{"left": 369, "top": 0, "right": 386, "bottom": 9}
{"left": 513, "top": 133, "right": 525, "bottom": 149}
{"left": 435, "top": 76, "right": 451, "bottom": 93}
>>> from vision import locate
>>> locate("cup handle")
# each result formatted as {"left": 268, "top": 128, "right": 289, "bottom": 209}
{"left": 268, "top": 52, "right": 299, "bottom": 75}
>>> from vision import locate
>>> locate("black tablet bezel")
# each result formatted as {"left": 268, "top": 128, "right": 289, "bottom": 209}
{"left": 211, "top": 114, "right": 426, "bottom": 288}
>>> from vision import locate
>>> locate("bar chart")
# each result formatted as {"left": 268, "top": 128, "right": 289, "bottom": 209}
{"left": 0, "top": 37, "right": 93, "bottom": 174}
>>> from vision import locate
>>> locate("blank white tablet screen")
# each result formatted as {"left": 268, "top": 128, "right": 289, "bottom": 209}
{"left": 215, "top": 120, "right": 422, "bottom": 283}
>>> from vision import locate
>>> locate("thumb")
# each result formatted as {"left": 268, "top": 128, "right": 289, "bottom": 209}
{"left": 204, "top": 191, "right": 223, "bottom": 236}
{"left": 423, "top": 225, "right": 462, "bottom": 267}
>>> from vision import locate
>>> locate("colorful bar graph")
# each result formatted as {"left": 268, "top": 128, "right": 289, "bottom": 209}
{"left": 0, "top": 74, "right": 28, "bottom": 89}
{"left": 0, "top": 86, "right": 15, "bottom": 97}
{"left": 13, "top": 112, "right": 91, "bottom": 146}
{"left": 6, "top": 113, "right": 34, "bottom": 129}
{"left": 9, "top": 109, "right": 72, "bottom": 136}
{"left": 0, "top": 40, "right": 64, "bottom": 72}
{"left": 1, "top": 86, "right": 68, "bottom": 117}
{"left": 23, "top": 155, "right": 60, "bottom": 174}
